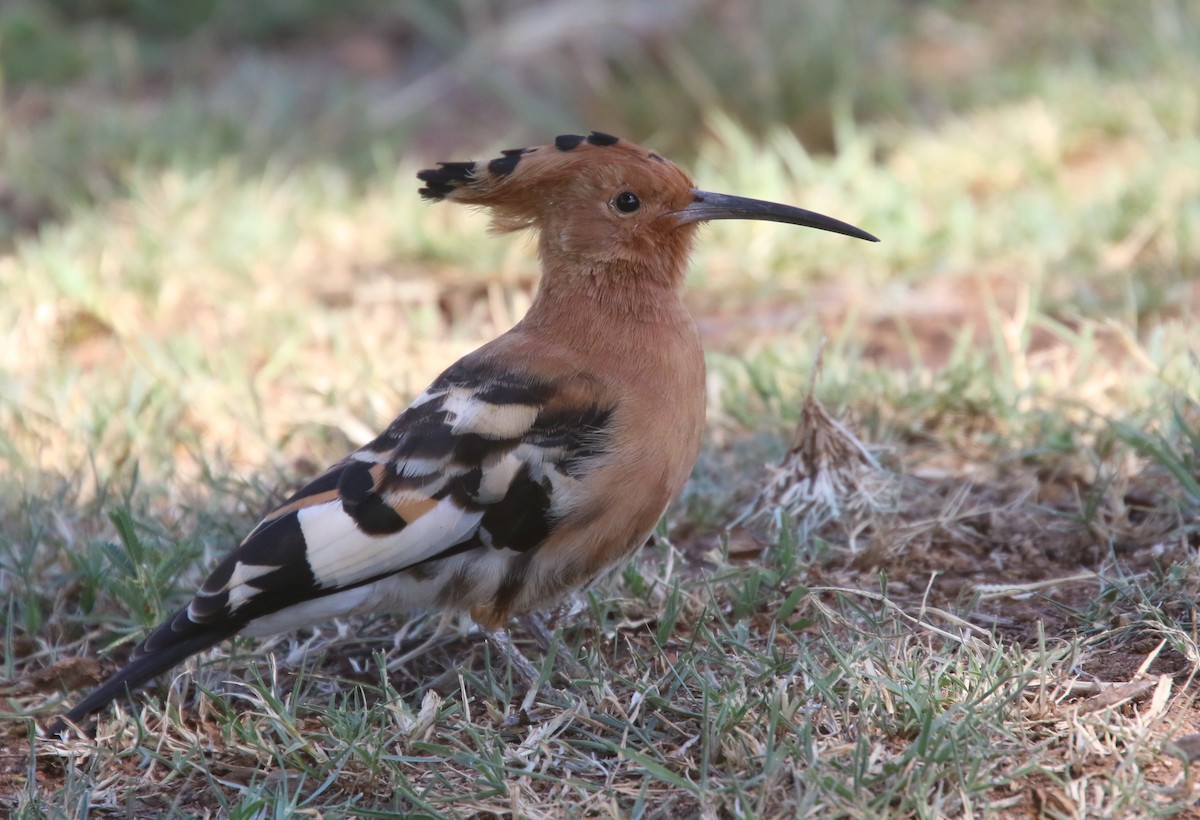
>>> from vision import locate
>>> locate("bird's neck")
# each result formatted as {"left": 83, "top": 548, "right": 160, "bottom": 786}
{"left": 518, "top": 260, "right": 703, "bottom": 394}
{"left": 524, "top": 258, "right": 691, "bottom": 330}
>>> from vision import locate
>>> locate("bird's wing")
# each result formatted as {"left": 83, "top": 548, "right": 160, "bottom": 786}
{"left": 55, "top": 357, "right": 615, "bottom": 727}
{"left": 188, "top": 359, "right": 615, "bottom": 630}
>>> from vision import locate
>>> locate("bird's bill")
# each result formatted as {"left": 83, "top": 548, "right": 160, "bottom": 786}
{"left": 674, "top": 189, "right": 879, "bottom": 242}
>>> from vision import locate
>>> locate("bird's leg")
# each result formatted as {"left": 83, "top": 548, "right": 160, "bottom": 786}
{"left": 516, "top": 610, "right": 587, "bottom": 684}
{"left": 516, "top": 611, "right": 555, "bottom": 653}
{"left": 486, "top": 628, "right": 571, "bottom": 721}
{"left": 387, "top": 611, "right": 455, "bottom": 672}
{"left": 486, "top": 627, "right": 543, "bottom": 692}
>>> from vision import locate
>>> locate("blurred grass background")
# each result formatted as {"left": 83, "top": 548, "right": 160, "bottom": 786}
{"left": 3, "top": 0, "right": 1200, "bottom": 815}
{"left": 3, "top": 0, "right": 1198, "bottom": 237}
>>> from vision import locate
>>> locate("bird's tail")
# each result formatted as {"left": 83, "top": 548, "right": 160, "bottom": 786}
{"left": 49, "top": 606, "right": 240, "bottom": 733}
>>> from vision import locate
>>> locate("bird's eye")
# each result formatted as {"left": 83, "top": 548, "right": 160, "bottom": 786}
{"left": 614, "top": 191, "right": 641, "bottom": 213}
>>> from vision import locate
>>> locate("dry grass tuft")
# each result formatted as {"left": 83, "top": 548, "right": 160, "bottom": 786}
{"left": 739, "top": 346, "right": 894, "bottom": 542}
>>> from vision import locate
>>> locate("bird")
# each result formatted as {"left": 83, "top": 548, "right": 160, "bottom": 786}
{"left": 51, "top": 131, "right": 877, "bottom": 731}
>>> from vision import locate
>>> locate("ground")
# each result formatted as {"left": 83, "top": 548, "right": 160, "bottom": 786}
{"left": 1, "top": 1, "right": 1199, "bottom": 817}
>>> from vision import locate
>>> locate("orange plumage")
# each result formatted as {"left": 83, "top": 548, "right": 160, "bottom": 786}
{"left": 52, "top": 131, "right": 877, "bottom": 730}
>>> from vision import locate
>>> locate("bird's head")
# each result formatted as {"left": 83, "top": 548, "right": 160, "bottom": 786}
{"left": 417, "top": 131, "right": 877, "bottom": 291}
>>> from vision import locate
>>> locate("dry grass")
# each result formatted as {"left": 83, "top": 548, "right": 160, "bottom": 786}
{"left": 2, "top": 1, "right": 1200, "bottom": 816}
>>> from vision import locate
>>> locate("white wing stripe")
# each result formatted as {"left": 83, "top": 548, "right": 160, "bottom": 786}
{"left": 478, "top": 452, "right": 524, "bottom": 503}
{"left": 408, "top": 387, "right": 449, "bottom": 408}
{"left": 444, "top": 387, "right": 539, "bottom": 439}
{"left": 398, "top": 457, "right": 451, "bottom": 477}
{"left": 296, "top": 499, "right": 482, "bottom": 590}
{"left": 227, "top": 561, "right": 279, "bottom": 589}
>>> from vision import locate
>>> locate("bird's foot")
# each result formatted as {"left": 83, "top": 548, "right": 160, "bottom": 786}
{"left": 485, "top": 627, "right": 585, "bottom": 724}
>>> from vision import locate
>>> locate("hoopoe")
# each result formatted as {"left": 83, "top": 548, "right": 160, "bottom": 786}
{"left": 53, "top": 131, "right": 876, "bottom": 730}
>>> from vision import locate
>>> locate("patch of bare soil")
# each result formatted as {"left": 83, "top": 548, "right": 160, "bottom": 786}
{"left": 861, "top": 470, "right": 1186, "bottom": 640}
{"left": 714, "top": 397, "right": 1195, "bottom": 685}
{"left": 700, "top": 271, "right": 1197, "bottom": 687}
{"left": 707, "top": 451, "right": 1194, "bottom": 669}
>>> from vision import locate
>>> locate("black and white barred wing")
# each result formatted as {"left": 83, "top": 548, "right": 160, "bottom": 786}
{"left": 192, "top": 369, "right": 611, "bottom": 628}
{"left": 57, "top": 366, "right": 612, "bottom": 725}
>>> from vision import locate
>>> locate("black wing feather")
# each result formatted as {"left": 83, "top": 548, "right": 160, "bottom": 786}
{"left": 50, "top": 608, "right": 240, "bottom": 732}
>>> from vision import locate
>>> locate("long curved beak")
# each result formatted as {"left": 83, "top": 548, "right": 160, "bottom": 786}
{"left": 674, "top": 189, "right": 879, "bottom": 242}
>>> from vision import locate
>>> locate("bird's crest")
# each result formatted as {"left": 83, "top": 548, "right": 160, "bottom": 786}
{"left": 418, "top": 131, "right": 627, "bottom": 201}
{"left": 416, "top": 131, "right": 690, "bottom": 233}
